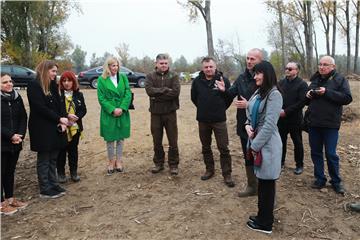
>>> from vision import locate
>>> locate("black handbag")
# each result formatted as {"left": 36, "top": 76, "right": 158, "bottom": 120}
{"left": 301, "top": 108, "right": 310, "bottom": 132}
{"left": 129, "top": 92, "right": 135, "bottom": 110}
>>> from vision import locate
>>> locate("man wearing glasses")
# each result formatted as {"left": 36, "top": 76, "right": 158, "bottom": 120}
{"left": 145, "top": 54, "right": 181, "bottom": 176}
{"left": 305, "top": 56, "right": 352, "bottom": 194}
{"left": 278, "top": 62, "right": 308, "bottom": 175}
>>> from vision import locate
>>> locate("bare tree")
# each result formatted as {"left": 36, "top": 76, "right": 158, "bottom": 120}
{"left": 179, "top": 0, "right": 214, "bottom": 56}
{"left": 115, "top": 42, "right": 130, "bottom": 67}
{"left": 336, "top": 0, "right": 351, "bottom": 74}
{"left": 331, "top": 1, "right": 337, "bottom": 57}
{"left": 354, "top": 0, "right": 360, "bottom": 72}
{"left": 316, "top": 0, "right": 332, "bottom": 55}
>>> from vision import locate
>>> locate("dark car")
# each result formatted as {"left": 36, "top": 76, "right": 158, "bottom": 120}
{"left": 78, "top": 66, "right": 146, "bottom": 89}
{"left": 1, "top": 65, "right": 36, "bottom": 87}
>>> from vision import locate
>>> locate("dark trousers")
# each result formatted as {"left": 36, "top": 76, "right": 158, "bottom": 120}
{"left": 37, "top": 150, "right": 59, "bottom": 193}
{"left": 240, "top": 136, "right": 253, "bottom": 166}
{"left": 57, "top": 132, "right": 80, "bottom": 175}
{"left": 257, "top": 178, "right": 276, "bottom": 229}
{"left": 1, "top": 151, "right": 20, "bottom": 201}
{"left": 279, "top": 124, "right": 304, "bottom": 168}
{"left": 308, "top": 127, "right": 341, "bottom": 186}
{"left": 151, "top": 111, "right": 179, "bottom": 167}
{"left": 198, "top": 121, "right": 232, "bottom": 176}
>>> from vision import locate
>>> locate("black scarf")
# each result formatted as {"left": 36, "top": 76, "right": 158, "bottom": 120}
{"left": 1, "top": 90, "right": 18, "bottom": 102}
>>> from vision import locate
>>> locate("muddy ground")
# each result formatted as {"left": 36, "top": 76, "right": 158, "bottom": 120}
{"left": 2, "top": 83, "right": 360, "bottom": 240}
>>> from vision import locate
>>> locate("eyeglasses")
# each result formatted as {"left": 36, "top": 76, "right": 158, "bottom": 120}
{"left": 318, "top": 63, "right": 333, "bottom": 67}
{"left": 285, "top": 67, "right": 294, "bottom": 71}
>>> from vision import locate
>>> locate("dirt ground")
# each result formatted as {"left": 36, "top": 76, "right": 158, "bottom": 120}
{"left": 2, "top": 83, "right": 360, "bottom": 240}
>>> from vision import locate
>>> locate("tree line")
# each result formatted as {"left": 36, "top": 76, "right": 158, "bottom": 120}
{"left": 1, "top": 0, "right": 359, "bottom": 79}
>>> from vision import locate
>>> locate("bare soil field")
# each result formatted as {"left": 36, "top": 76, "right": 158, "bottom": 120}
{"left": 2, "top": 83, "right": 360, "bottom": 240}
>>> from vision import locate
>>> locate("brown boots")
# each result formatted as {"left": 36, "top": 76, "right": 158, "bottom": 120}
{"left": 238, "top": 166, "right": 258, "bottom": 197}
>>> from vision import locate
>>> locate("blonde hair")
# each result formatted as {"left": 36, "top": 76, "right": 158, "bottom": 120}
{"left": 35, "top": 60, "right": 58, "bottom": 95}
{"left": 101, "top": 56, "right": 121, "bottom": 79}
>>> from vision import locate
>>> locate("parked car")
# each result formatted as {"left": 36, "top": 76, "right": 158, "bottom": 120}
{"left": 190, "top": 71, "right": 200, "bottom": 80}
{"left": 77, "top": 66, "right": 146, "bottom": 89}
{"left": 1, "top": 65, "right": 36, "bottom": 87}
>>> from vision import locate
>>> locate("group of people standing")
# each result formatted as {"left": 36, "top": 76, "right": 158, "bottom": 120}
{"left": 1, "top": 50, "right": 353, "bottom": 234}
{"left": 1, "top": 60, "right": 87, "bottom": 215}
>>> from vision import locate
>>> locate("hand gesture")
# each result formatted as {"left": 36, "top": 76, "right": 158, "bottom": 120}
{"left": 245, "top": 125, "right": 255, "bottom": 139}
{"left": 280, "top": 109, "right": 286, "bottom": 118}
{"left": 113, "top": 108, "right": 123, "bottom": 117}
{"left": 68, "top": 114, "right": 79, "bottom": 122}
{"left": 234, "top": 96, "right": 248, "bottom": 109}
{"left": 215, "top": 77, "right": 225, "bottom": 92}
{"left": 11, "top": 134, "right": 23, "bottom": 144}
{"left": 60, "top": 117, "right": 69, "bottom": 126}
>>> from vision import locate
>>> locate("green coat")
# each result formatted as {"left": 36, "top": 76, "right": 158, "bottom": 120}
{"left": 97, "top": 73, "right": 131, "bottom": 141}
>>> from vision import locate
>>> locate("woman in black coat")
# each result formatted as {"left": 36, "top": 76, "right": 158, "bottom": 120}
{"left": 27, "top": 60, "right": 68, "bottom": 199}
{"left": 57, "top": 71, "right": 87, "bottom": 183}
{"left": 1, "top": 73, "right": 28, "bottom": 215}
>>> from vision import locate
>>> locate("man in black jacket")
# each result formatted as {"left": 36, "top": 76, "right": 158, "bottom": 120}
{"left": 191, "top": 57, "right": 234, "bottom": 187}
{"left": 305, "top": 56, "right": 352, "bottom": 194}
{"left": 217, "top": 49, "right": 263, "bottom": 196}
{"left": 278, "top": 62, "right": 308, "bottom": 175}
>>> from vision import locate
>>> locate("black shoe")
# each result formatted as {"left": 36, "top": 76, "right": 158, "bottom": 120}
{"left": 115, "top": 168, "right": 124, "bottom": 173}
{"left": 311, "top": 181, "right": 326, "bottom": 189}
{"left": 224, "top": 175, "right": 235, "bottom": 188}
{"left": 71, "top": 174, "right": 81, "bottom": 182}
{"left": 52, "top": 185, "right": 66, "bottom": 195}
{"left": 249, "top": 215, "right": 257, "bottom": 223}
{"left": 332, "top": 183, "right": 345, "bottom": 195}
{"left": 294, "top": 167, "right": 303, "bottom": 175}
{"left": 246, "top": 220, "right": 272, "bottom": 234}
{"left": 151, "top": 165, "right": 164, "bottom": 174}
{"left": 58, "top": 174, "right": 67, "bottom": 183}
{"left": 201, "top": 171, "right": 214, "bottom": 181}
{"left": 107, "top": 169, "right": 114, "bottom": 176}
{"left": 40, "top": 189, "right": 63, "bottom": 199}
{"left": 170, "top": 167, "right": 179, "bottom": 176}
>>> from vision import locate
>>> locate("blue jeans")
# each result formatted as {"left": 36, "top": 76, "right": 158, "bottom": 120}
{"left": 308, "top": 127, "right": 341, "bottom": 186}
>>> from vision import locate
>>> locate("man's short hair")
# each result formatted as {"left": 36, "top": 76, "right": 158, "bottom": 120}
{"left": 156, "top": 53, "right": 169, "bottom": 61}
{"left": 201, "top": 56, "right": 216, "bottom": 64}
{"left": 288, "top": 61, "right": 301, "bottom": 71}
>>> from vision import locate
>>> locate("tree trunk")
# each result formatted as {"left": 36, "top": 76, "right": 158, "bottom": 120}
{"left": 345, "top": 0, "right": 351, "bottom": 74}
{"left": 331, "top": 1, "right": 336, "bottom": 58}
{"left": 303, "top": 1, "right": 314, "bottom": 76}
{"left": 277, "top": 1, "right": 286, "bottom": 69}
{"left": 354, "top": 0, "right": 360, "bottom": 73}
{"left": 204, "top": 1, "right": 214, "bottom": 57}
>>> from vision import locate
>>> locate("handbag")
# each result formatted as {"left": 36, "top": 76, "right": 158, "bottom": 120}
{"left": 128, "top": 92, "right": 135, "bottom": 110}
{"left": 301, "top": 108, "right": 310, "bottom": 132}
{"left": 246, "top": 148, "right": 262, "bottom": 168}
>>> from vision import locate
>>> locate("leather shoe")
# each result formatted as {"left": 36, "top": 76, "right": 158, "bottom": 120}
{"left": 311, "top": 181, "right": 326, "bottom": 189}
{"left": 151, "top": 165, "right": 164, "bottom": 174}
{"left": 332, "top": 183, "right": 345, "bottom": 195}
{"left": 294, "top": 167, "right": 303, "bottom": 175}
{"left": 200, "top": 171, "right": 214, "bottom": 181}
{"left": 246, "top": 220, "right": 272, "bottom": 234}
{"left": 224, "top": 175, "right": 235, "bottom": 188}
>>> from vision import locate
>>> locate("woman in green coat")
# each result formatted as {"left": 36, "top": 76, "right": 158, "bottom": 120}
{"left": 97, "top": 57, "right": 132, "bottom": 175}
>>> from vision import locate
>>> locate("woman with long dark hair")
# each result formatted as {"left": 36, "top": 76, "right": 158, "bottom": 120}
{"left": 244, "top": 61, "right": 283, "bottom": 234}
{"left": 27, "top": 60, "right": 68, "bottom": 199}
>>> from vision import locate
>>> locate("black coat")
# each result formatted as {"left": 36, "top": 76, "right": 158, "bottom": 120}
{"left": 191, "top": 71, "right": 231, "bottom": 123}
{"left": 226, "top": 69, "right": 257, "bottom": 138}
{"left": 60, "top": 90, "right": 87, "bottom": 132}
{"left": 306, "top": 70, "right": 352, "bottom": 129}
{"left": 1, "top": 91, "right": 27, "bottom": 152}
{"left": 27, "top": 79, "right": 66, "bottom": 152}
{"left": 278, "top": 76, "right": 308, "bottom": 126}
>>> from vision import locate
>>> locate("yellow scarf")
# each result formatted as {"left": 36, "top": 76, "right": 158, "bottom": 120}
{"left": 65, "top": 94, "right": 79, "bottom": 142}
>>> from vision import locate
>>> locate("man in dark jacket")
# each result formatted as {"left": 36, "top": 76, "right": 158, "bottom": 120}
{"left": 278, "top": 62, "right": 308, "bottom": 175}
{"left": 217, "top": 49, "right": 263, "bottom": 195}
{"left": 191, "top": 57, "right": 234, "bottom": 187}
{"left": 145, "top": 54, "right": 181, "bottom": 175}
{"left": 305, "top": 56, "right": 352, "bottom": 194}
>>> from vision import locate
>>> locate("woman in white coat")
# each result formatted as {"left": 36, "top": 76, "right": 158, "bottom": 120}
{"left": 244, "top": 61, "right": 283, "bottom": 234}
